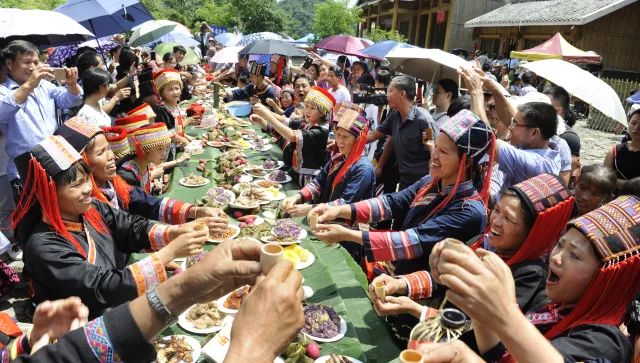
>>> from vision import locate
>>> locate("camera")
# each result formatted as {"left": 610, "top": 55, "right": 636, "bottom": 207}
{"left": 353, "top": 85, "right": 388, "bottom": 106}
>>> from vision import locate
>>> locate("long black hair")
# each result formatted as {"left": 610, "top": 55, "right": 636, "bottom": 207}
{"left": 81, "top": 67, "right": 111, "bottom": 97}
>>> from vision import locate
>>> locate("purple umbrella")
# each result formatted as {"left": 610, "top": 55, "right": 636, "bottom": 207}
{"left": 48, "top": 37, "right": 118, "bottom": 67}
{"left": 315, "top": 35, "right": 375, "bottom": 59}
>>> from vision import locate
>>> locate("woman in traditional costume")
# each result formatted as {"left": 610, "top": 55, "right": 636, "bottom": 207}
{"left": 434, "top": 195, "right": 640, "bottom": 363}
{"left": 12, "top": 135, "right": 209, "bottom": 318}
{"left": 251, "top": 86, "right": 336, "bottom": 186}
{"left": 56, "top": 116, "right": 228, "bottom": 227}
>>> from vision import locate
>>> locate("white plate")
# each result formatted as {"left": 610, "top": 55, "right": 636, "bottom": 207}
{"left": 264, "top": 190, "right": 286, "bottom": 201}
{"left": 314, "top": 356, "right": 363, "bottom": 363}
{"left": 238, "top": 174, "right": 253, "bottom": 183}
{"left": 229, "top": 200, "right": 260, "bottom": 210}
{"left": 215, "top": 285, "right": 249, "bottom": 315}
{"left": 208, "top": 224, "right": 240, "bottom": 243}
{"left": 242, "top": 166, "right": 268, "bottom": 178}
{"left": 178, "top": 304, "right": 224, "bottom": 335}
{"left": 303, "top": 286, "right": 314, "bottom": 299}
{"left": 303, "top": 316, "right": 348, "bottom": 343}
{"left": 264, "top": 172, "right": 292, "bottom": 184}
{"left": 252, "top": 180, "right": 283, "bottom": 189}
{"left": 156, "top": 335, "right": 201, "bottom": 363}
{"left": 253, "top": 144, "right": 273, "bottom": 151}
{"left": 271, "top": 228, "right": 307, "bottom": 240}
{"left": 206, "top": 189, "right": 236, "bottom": 206}
{"left": 259, "top": 235, "right": 300, "bottom": 246}
{"left": 261, "top": 160, "right": 285, "bottom": 171}
{"left": 179, "top": 177, "right": 210, "bottom": 188}
{"left": 295, "top": 252, "right": 315, "bottom": 270}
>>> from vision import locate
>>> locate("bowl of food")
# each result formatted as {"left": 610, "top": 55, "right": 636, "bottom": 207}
{"left": 226, "top": 101, "right": 252, "bottom": 117}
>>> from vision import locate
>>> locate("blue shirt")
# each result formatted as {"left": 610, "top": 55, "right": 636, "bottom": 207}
{"left": 0, "top": 77, "right": 83, "bottom": 178}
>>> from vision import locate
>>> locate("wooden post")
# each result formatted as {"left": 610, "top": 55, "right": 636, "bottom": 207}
{"left": 425, "top": 12, "right": 433, "bottom": 48}
{"left": 391, "top": 0, "right": 400, "bottom": 31}
{"left": 366, "top": 5, "right": 372, "bottom": 33}
{"left": 376, "top": 1, "right": 382, "bottom": 29}
{"left": 414, "top": 0, "right": 424, "bottom": 45}
{"left": 443, "top": 5, "right": 453, "bottom": 51}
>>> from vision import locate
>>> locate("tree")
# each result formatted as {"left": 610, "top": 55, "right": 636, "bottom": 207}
{"left": 279, "top": 0, "right": 321, "bottom": 39}
{"left": 229, "top": 0, "right": 289, "bottom": 35}
{"left": 0, "top": 0, "right": 65, "bottom": 10}
{"left": 312, "top": 0, "right": 362, "bottom": 39}
{"left": 364, "top": 28, "right": 407, "bottom": 43}
{"left": 194, "top": 0, "right": 238, "bottom": 29}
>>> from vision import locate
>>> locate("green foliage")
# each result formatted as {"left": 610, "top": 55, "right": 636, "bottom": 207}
{"left": 312, "top": 0, "right": 362, "bottom": 39}
{"left": 193, "top": 1, "right": 238, "bottom": 29}
{"left": 0, "top": 0, "right": 65, "bottom": 9}
{"left": 278, "top": 0, "right": 321, "bottom": 39}
{"left": 364, "top": 27, "right": 407, "bottom": 43}
{"left": 229, "top": 0, "right": 289, "bottom": 35}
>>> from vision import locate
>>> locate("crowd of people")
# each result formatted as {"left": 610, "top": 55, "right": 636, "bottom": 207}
{"left": 0, "top": 26, "right": 639, "bottom": 363}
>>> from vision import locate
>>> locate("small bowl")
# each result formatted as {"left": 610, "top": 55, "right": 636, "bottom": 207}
{"left": 226, "top": 101, "right": 252, "bottom": 117}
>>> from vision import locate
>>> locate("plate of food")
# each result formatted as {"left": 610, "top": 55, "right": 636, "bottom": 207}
{"left": 283, "top": 245, "right": 315, "bottom": 270}
{"left": 216, "top": 285, "right": 250, "bottom": 315}
{"left": 178, "top": 302, "right": 225, "bottom": 335}
{"left": 263, "top": 187, "right": 286, "bottom": 201}
{"left": 302, "top": 304, "right": 347, "bottom": 343}
{"left": 271, "top": 219, "right": 307, "bottom": 240}
{"left": 253, "top": 180, "right": 282, "bottom": 189}
{"left": 224, "top": 139, "right": 251, "bottom": 149}
{"left": 253, "top": 143, "right": 273, "bottom": 152}
{"left": 243, "top": 165, "right": 268, "bottom": 178}
{"left": 206, "top": 140, "right": 225, "bottom": 148}
{"left": 229, "top": 196, "right": 261, "bottom": 210}
{"left": 203, "top": 187, "right": 236, "bottom": 208}
{"left": 238, "top": 187, "right": 270, "bottom": 205}
{"left": 315, "top": 355, "right": 364, "bottom": 363}
{"left": 264, "top": 170, "right": 292, "bottom": 184}
{"left": 208, "top": 224, "right": 240, "bottom": 243}
{"left": 179, "top": 174, "right": 210, "bottom": 188}
{"left": 262, "top": 159, "right": 285, "bottom": 171}
{"left": 154, "top": 335, "right": 201, "bottom": 363}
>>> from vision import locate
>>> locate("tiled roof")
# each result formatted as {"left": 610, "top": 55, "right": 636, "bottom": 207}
{"left": 465, "top": 0, "right": 638, "bottom": 27}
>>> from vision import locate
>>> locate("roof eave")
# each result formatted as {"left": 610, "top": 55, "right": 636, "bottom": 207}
{"left": 465, "top": 20, "right": 583, "bottom": 28}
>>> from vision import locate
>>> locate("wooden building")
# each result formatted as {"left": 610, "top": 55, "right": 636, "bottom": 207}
{"left": 465, "top": 0, "right": 640, "bottom": 76}
{"left": 356, "top": 0, "right": 505, "bottom": 52}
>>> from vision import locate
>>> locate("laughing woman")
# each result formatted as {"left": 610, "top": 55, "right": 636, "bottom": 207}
{"left": 12, "top": 135, "right": 210, "bottom": 318}
{"left": 55, "top": 117, "right": 228, "bottom": 227}
{"left": 434, "top": 196, "right": 640, "bottom": 363}
{"left": 310, "top": 109, "right": 495, "bottom": 277}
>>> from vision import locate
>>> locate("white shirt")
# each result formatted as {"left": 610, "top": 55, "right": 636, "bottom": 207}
{"left": 78, "top": 103, "right": 112, "bottom": 128}
{"left": 0, "top": 134, "right": 7, "bottom": 176}
{"left": 329, "top": 86, "right": 351, "bottom": 105}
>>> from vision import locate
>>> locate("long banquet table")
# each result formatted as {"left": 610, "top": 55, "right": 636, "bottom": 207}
{"left": 130, "top": 116, "right": 402, "bottom": 362}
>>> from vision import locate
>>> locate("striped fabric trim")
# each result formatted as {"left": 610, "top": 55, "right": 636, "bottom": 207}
{"left": 300, "top": 180, "right": 321, "bottom": 203}
{"left": 512, "top": 174, "right": 570, "bottom": 213}
{"left": 148, "top": 224, "right": 170, "bottom": 250}
{"left": 159, "top": 198, "right": 176, "bottom": 224}
{"left": 40, "top": 136, "right": 82, "bottom": 171}
{"left": 64, "top": 115, "right": 102, "bottom": 138}
{"left": 353, "top": 196, "right": 393, "bottom": 224}
{"left": 127, "top": 253, "right": 167, "bottom": 296}
{"left": 327, "top": 198, "right": 346, "bottom": 207}
{"left": 400, "top": 271, "right": 433, "bottom": 300}
{"left": 83, "top": 317, "right": 123, "bottom": 363}
{"left": 292, "top": 129, "right": 304, "bottom": 173}
{"left": 569, "top": 196, "right": 640, "bottom": 262}
{"left": 159, "top": 199, "right": 191, "bottom": 224}
{"left": 364, "top": 228, "right": 423, "bottom": 262}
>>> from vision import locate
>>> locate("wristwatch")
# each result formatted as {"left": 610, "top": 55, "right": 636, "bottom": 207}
{"left": 146, "top": 288, "right": 178, "bottom": 326}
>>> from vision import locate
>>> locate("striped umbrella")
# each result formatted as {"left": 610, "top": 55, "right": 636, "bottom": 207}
{"left": 236, "top": 32, "right": 284, "bottom": 47}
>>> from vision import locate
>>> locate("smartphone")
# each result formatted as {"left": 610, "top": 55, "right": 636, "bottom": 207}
{"left": 52, "top": 68, "right": 66, "bottom": 81}
{"left": 302, "top": 56, "right": 313, "bottom": 70}
{"left": 150, "top": 51, "right": 156, "bottom": 61}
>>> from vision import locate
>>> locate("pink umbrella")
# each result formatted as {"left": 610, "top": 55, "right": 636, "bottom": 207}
{"left": 315, "top": 35, "right": 378, "bottom": 59}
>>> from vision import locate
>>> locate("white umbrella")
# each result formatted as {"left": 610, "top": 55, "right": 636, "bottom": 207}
{"left": 129, "top": 19, "right": 180, "bottom": 47}
{"left": 0, "top": 8, "right": 94, "bottom": 46}
{"left": 520, "top": 59, "right": 627, "bottom": 128}
{"left": 210, "top": 46, "right": 243, "bottom": 64}
{"left": 386, "top": 48, "right": 469, "bottom": 84}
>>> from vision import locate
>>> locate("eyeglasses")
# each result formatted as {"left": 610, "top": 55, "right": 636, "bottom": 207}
{"left": 509, "top": 117, "right": 534, "bottom": 130}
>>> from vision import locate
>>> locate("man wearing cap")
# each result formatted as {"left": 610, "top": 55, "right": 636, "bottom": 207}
{"left": 224, "top": 61, "right": 277, "bottom": 106}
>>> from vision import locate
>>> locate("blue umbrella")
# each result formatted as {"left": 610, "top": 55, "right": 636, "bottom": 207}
{"left": 147, "top": 30, "right": 199, "bottom": 48}
{"left": 214, "top": 32, "right": 241, "bottom": 47}
{"left": 360, "top": 40, "right": 416, "bottom": 59}
{"left": 47, "top": 36, "right": 117, "bottom": 67}
{"left": 236, "top": 32, "right": 284, "bottom": 47}
{"left": 627, "top": 90, "right": 640, "bottom": 105}
{"left": 55, "top": 0, "right": 154, "bottom": 38}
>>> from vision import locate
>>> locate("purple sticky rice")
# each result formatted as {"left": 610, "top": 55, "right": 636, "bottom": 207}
{"left": 302, "top": 304, "right": 341, "bottom": 339}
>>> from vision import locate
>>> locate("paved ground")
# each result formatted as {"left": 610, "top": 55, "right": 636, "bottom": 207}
{"left": 0, "top": 119, "right": 621, "bottom": 324}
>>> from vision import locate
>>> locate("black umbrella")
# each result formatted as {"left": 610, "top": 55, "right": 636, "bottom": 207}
{"left": 238, "top": 39, "right": 307, "bottom": 57}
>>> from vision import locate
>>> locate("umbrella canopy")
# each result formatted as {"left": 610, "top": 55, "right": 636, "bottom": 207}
{"left": 238, "top": 39, "right": 307, "bottom": 57}
{"left": 361, "top": 40, "right": 415, "bottom": 59}
{"left": 0, "top": 8, "right": 94, "bottom": 47}
{"left": 215, "top": 32, "right": 241, "bottom": 47}
{"left": 236, "top": 32, "right": 284, "bottom": 47}
{"left": 627, "top": 90, "right": 640, "bottom": 105}
{"left": 210, "top": 46, "right": 243, "bottom": 64}
{"left": 315, "top": 35, "right": 374, "bottom": 58}
{"left": 386, "top": 48, "right": 469, "bottom": 84}
{"left": 510, "top": 33, "right": 601, "bottom": 64}
{"left": 47, "top": 37, "right": 118, "bottom": 67}
{"left": 55, "top": 0, "right": 154, "bottom": 38}
{"left": 152, "top": 31, "right": 199, "bottom": 48}
{"left": 129, "top": 20, "right": 178, "bottom": 47}
{"left": 520, "top": 59, "right": 626, "bottom": 128}
{"left": 154, "top": 42, "right": 199, "bottom": 65}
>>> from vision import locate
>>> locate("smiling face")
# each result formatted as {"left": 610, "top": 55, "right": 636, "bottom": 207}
{"left": 6, "top": 51, "right": 39, "bottom": 85}
{"left": 546, "top": 228, "right": 601, "bottom": 304}
{"left": 280, "top": 92, "right": 293, "bottom": 109}
{"left": 160, "top": 83, "right": 182, "bottom": 106}
{"left": 303, "top": 100, "right": 322, "bottom": 125}
{"left": 429, "top": 133, "right": 462, "bottom": 184}
{"left": 56, "top": 167, "right": 93, "bottom": 220}
{"left": 488, "top": 194, "right": 531, "bottom": 255}
{"left": 85, "top": 134, "right": 116, "bottom": 185}
{"left": 174, "top": 51, "right": 185, "bottom": 63}
{"left": 335, "top": 127, "right": 356, "bottom": 155}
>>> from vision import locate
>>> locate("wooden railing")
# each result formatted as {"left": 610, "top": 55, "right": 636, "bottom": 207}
{"left": 586, "top": 77, "right": 639, "bottom": 134}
